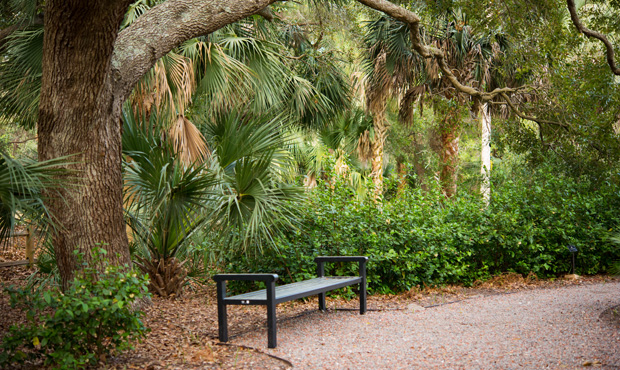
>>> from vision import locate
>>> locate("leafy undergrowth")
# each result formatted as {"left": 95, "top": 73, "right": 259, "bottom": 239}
{"left": 1, "top": 239, "right": 617, "bottom": 369}
{"left": 0, "top": 266, "right": 290, "bottom": 369}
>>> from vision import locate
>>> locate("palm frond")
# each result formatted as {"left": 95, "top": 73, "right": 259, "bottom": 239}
{"left": 169, "top": 115, "right": 210, "bottom": 165}
{"left": 0, "top": 25, "right": 43, "bottom": 128}
{"left": 0, "top": 151, "right": 76, "bottom": 248}
{"left": 202, "top": 110, "right": 304, "bottom": 254}
{"left": 122, "top": 107, "right": 217, "bottom": 260}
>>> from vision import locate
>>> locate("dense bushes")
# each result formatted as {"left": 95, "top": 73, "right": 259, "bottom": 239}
{"left": 0, "top": 248, "right": 149, "bottom": 369}
{"left": 222, "top": 168, "right": 620, "bottom": 294}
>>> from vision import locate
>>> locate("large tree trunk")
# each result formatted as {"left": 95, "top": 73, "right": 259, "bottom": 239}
{"left": 480, "top": 103, "right": 491, "bottom": 205}
{"left": 36, "top": 0, "right": 276, "bottom": 290}
{"left": 38, "top": 0, "right": 132, "bottom": 289}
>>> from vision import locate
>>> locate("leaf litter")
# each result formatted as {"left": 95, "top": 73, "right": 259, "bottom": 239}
{"left": 1, "top": 239, "right": 617, "bottom": 369}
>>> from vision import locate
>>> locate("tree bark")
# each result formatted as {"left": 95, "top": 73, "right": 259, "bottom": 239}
{"left": 480, "top": 103, "right": 491, "bottom": 205}
{"left": 38, "top": 0, "right": 130, "bottom": 288}
{"left": 370, "top": 113, "right": 388, "bottom": 198}
{"left": 38, "top": 0, "right": 133, "bottom": 289}
{"left": 436, "top": 106, "right": 461, "bottom": 199}
{"left": 367, "top": 51, "right": 390, "bottom": 200}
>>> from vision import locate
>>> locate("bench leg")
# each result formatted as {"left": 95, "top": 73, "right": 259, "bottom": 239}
{"left": 318, "top": 292, "right": 326, "bottom": 311}
{"left": 360, "top": 260, "right": 367, "bottom": 315}
{"left": 360, "top": 285, "right": 367, "bottom": 314}
{"left": 267, "top": 280, "right": 277, "bottom": 348}
{"left": 216, "top": 281, "right": 229, "bottom": 342}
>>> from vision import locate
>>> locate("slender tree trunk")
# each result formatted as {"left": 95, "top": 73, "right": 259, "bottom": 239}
{"left": 480, "top": 102, "right": 491, "bottom": 205}
{"left": 38, "top": 0, "right": 132, "bottom": 289}
{"left": 437, "top": 107, "right": 461, "bottom": 198}
{"left": 370, "top": 111, "right": 388, "bottom": 198}
{"left": 411, "top": 132, "right": 427, "bottom": 191}
{"left": 396, "top": 157, "right": 407, "bottom": 193}
{"left": 398, "top": 87, "right": 427, "bottom": 191}
{"left": 367, "top": 51, "right": 390, "bottom": 200}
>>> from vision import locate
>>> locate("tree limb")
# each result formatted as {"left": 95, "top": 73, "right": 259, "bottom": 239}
{"left": 356, "top": 0, "right": 568, "bottom": 128}
{"left": 566, "top": 0, "right": 619, "bottom": 75}
{"left": 256, "top": 6, "right": 274, "bottom": 21}
{"left": 110, "top": 0, "right": 276, "bottom": 102}
{"left": 499, "top": 93, "right": 569, "bottom": 129}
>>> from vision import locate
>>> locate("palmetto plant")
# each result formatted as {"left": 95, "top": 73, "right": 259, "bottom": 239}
{"left": 0, "top": 25, "right": 42, "bottom": 128}
{"left": 202, "top": 110, "right": 304, "bottom": 255}
{"left": 122, "top": 108, "right": 217, "bottom": 297}
{"left": 0, "top": 151, "right": 71, "bottom": 248}
{"left": 122, "top": 107, "right": 304, "bottom": 296}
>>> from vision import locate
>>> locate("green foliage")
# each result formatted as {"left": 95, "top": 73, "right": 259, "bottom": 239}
{"left": 123, "top": 108, "right": 217, "bottom": 263}
{"left": 0, "top": 25, "right": 43, "bottom": 129}
{"left": 223, "top": 164, "right": 620, "bottom": 294}
{"left": 123, "top": 106, "right": 304, "bottom": 294}
{"left": 0, "top": 247, "right": 150, "bottom": 369}
{"left": 199, "top": 110, "right": 305, "bottom": 255}
{"left": 0, "top": 150, "right": 73, "bottom": 247}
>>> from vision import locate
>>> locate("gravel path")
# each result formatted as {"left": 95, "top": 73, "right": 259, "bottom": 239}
{"left": 231, "top": 282, "right": 620, "bottom": 369}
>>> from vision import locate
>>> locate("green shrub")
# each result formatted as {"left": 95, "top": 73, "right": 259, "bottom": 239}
{"left": 219, "top": 166, "right": 620, "bottom": 294}
{"left": 0, "top": 247, "right": 150, "bottom": 369}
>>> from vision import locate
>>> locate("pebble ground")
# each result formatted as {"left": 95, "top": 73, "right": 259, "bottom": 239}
{"left": 232, "top": 282, "right": 620, "bottom": 369}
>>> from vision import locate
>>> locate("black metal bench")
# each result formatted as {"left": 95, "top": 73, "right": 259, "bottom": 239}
{"left": 213, "top": 256, "right": 368, "bottom": 348}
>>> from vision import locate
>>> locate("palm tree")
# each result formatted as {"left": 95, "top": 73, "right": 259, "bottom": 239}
{"left": 362, "top": 14, "right": 422, "bottom": 197}
{"left": 365, "top": 50, "right": 391, "bottom": 199}
{"left": 364, "top": 11, "right": 505, "bottom": 198}
{"left": 202, "top": 110, "right": 304, "bottom": 254}
{"left": 295, "top": 108, "right": 374, "bottom": 197}
{"left": 122, "top": 108, "right": 217, "bottom": 297}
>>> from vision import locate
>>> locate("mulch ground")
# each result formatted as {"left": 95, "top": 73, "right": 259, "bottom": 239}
{"left": 1, "top": 234, "right": 617, "bottom": 369}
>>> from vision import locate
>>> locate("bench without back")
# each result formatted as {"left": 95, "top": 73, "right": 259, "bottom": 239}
{"left": 213, "top": 256, "right": 368, "bottom": 348}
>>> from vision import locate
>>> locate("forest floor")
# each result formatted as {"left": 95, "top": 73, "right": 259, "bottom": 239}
{"left": 1, "top": 234, "right": 618, "bottom": 369}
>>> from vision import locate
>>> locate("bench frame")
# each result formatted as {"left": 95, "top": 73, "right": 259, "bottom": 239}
{"left": 213, "top": 256, "right": 368, "bottom": 348}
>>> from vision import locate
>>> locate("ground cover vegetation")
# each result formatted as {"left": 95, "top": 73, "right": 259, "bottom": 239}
{"left": 0, "top": 0, "right": 619, "bottom": 367}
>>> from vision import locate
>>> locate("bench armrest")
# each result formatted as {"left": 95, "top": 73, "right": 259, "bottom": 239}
{"left": 213, "top": 273, "right": 279, "bottom": 283}
{"left": 314, "top": 256, "right": 368, "bottom": 278}
{"left": 314, "top": 256, "right": 368, "bottom": 263}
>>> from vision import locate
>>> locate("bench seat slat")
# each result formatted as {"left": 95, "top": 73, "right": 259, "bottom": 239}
{"left": 224, "top": 276, "right": 361, "bottom": 304}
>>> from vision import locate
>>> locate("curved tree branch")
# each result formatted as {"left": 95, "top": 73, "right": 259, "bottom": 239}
{"left": 110, "top": 0, "right": 276, "bottom": 102}
{"left": 566, "top": 0, "right": 620, "bottom": 75}
{"left": 499, "top": 93, "right": 569, "bottom": 129}
{"left": 356, "top": 0, "right": 568, "bottom": 128}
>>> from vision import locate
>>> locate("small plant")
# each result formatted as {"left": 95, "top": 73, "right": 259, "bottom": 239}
{"left": 0, "top": 247, "right": 150, "bottom": 369}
